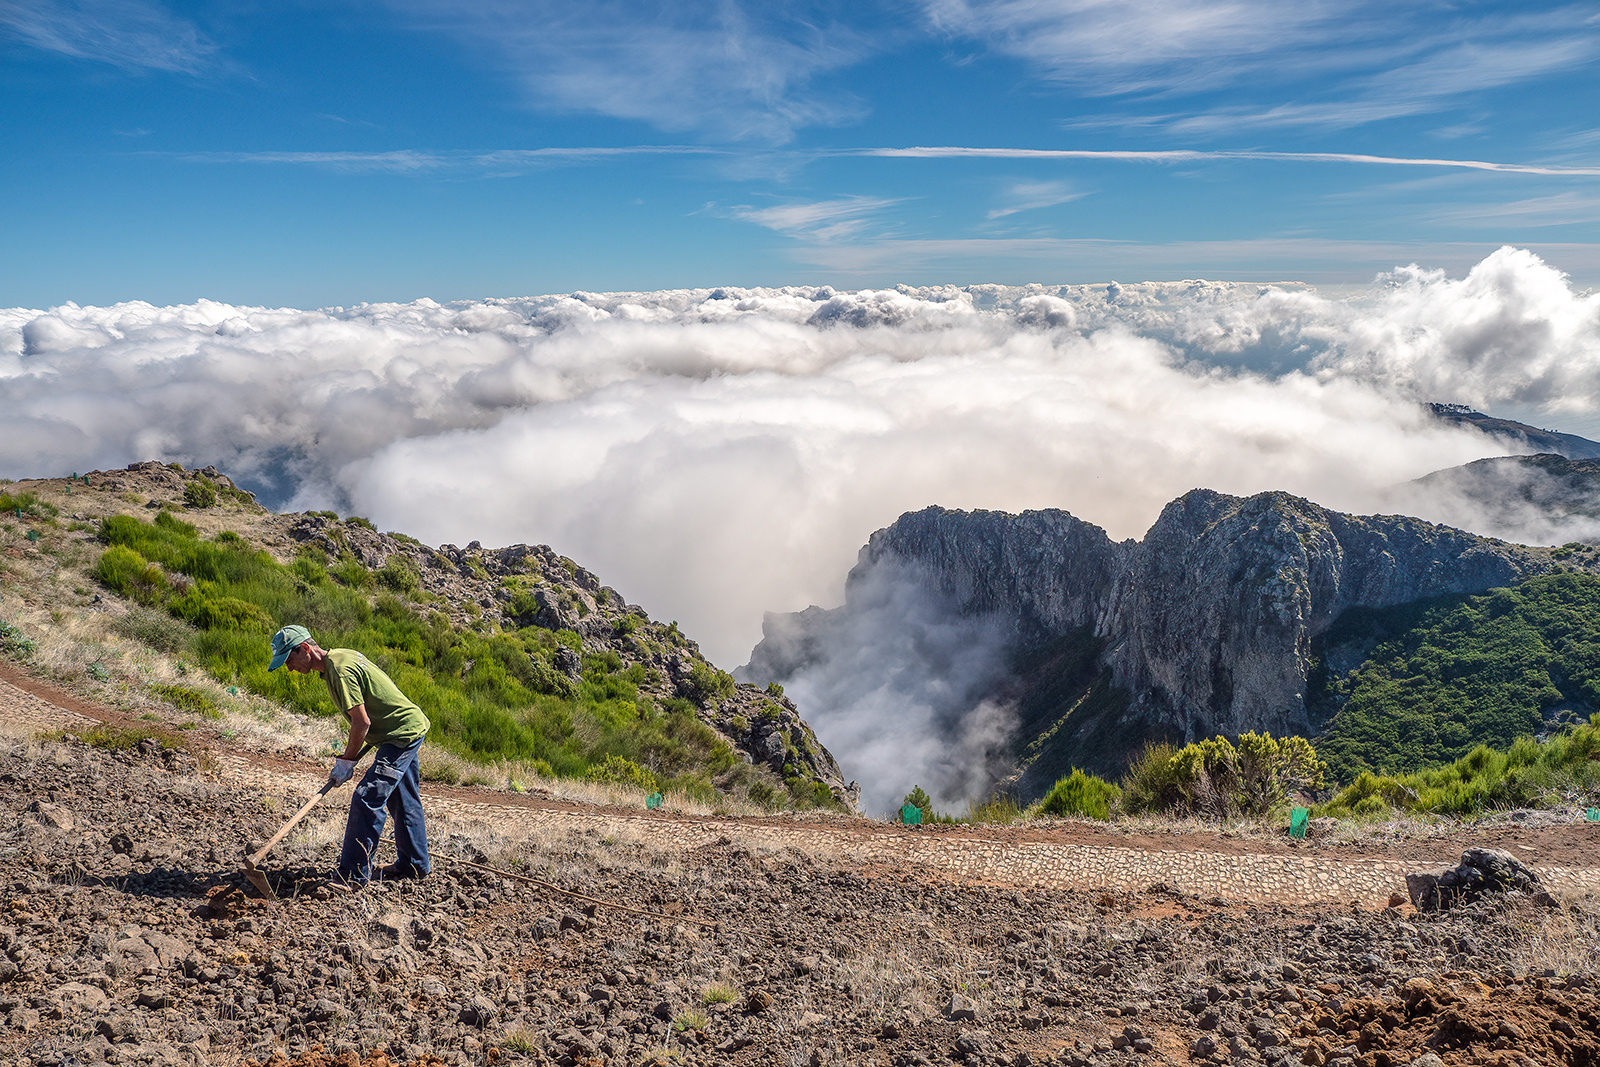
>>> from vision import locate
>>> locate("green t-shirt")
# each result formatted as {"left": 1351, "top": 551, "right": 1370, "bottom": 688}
{"left": 321, "top": 648, "right": 430, "bottom": 748}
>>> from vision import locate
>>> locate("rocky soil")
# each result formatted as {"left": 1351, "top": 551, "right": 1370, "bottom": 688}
{"left": 2, "top": 730, "right": 1598, "bottom": 1067}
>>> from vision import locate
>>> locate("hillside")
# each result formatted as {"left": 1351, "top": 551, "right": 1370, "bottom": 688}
{"left": 744, "top": 491, "right": 1580, "bottom": 802}
{"left": 1428, "top": 404, "right": 1600, "bottom": 460}
{"left": 1311, "top": 570, "right": 1600, "bottom": 780}
{"left": 0, "top": 462, "right": 855, "bottom": 812}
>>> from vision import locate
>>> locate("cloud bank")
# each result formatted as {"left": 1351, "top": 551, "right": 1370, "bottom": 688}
{"left": 6, "top": 248, "right": 1600, "bottom": 799}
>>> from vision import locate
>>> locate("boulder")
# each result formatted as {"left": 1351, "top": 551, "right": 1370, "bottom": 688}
{"left": 1407, "top": 848, "right": 1543, "bottom": 910}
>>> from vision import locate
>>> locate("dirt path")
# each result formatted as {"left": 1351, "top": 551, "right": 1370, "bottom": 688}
{"left": 6, "top": 662, "right": 1600, "bottom": 907}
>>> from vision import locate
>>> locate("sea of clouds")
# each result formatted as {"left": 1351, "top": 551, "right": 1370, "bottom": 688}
{"left": 6, "top": 246, "right": 1600, "bottom": 808}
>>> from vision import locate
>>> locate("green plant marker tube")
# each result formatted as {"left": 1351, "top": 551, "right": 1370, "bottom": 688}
{"left": 900, "top": 802, "right": 923, "bottom": 826}
{"left": 1289, "top": 806, "right": 1310, "bottom": 839}
{"left": 1587, "top": 808, "right": 1600, "bottom": 822}
{"left": 646, "top": 792, "right": 663, "bottom": 810}
{"left": 226, "top": 686, "right": 238, "bottom": 696}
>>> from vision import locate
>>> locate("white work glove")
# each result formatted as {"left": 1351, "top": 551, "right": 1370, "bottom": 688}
{"left": 329, "top": 758, "right": 357, "bottom": 786}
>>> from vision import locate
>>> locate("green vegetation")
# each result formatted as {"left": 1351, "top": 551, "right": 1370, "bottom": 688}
{"left": 44, "top": 723, "right": 184, "bottom": 754}
{"left": 1034, "top": 768, "right": 1120, "bottom": 820}
{"left": 898, "top": 784, "right": 963, "bottom": 824}
{"left": 701, "top": 984, "right": 738, "bottom": 1006}
{"left": 85, "top": 510, "right": 780, "bottom": 801}
{"left": 0, "top": 620, "right": 37, "bottom": 659}
{"left": 0, "top": 490, "right": 58, "bottom": 519}
{"left": 183, "top": 481, "right": 217, "bottom": 509}
{"left": 1319, "top": 718, "right": 1600, "bottom": 818}
{"left": 1112, "top": 731, "right": 1325, "bottom": 818}
{"left": 1314, "top": 573, "right": 1600, "bottom": 781}
{"left": 671, "top": 1011, "right": 708, "bottom": 1033}
{"left": 150, "top": 683, "right": 219, "bottom": 718}
{"left": 1031, "top": 716, "right": 1600, "bottom": 822}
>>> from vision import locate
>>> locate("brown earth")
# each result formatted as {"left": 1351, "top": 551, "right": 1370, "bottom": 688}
{"left": 3, "top": 661, "right": 1599, "bottom": 1067}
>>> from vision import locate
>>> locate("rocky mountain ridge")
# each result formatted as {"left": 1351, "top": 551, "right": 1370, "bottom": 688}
{"left": 745, "top": 489, "right": 1580, "bottom": 797}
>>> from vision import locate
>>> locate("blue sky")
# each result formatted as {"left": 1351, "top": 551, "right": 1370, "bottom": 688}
{"left": 5, "top": 0, "right": 1600, "bottom": 308}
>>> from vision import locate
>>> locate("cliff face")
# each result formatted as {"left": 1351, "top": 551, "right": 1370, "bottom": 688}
{"left": 745, "top": 489, "right": 1563, "bottom": 796}
{"left": 1098, "top": 490, "right": 1552, "bottom": 742}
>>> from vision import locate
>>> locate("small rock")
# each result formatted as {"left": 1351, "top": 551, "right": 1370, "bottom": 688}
{"left": 946, "top": 994, "right": 978, "bottom": 1022}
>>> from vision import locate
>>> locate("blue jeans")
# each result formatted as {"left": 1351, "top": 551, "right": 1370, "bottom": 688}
{"left": 339, "top": 738, "right": 430, "bottom": 884}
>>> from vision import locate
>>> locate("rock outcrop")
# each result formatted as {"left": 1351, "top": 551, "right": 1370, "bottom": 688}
{"left": 746, "top": 489, "right": 1568, "bottom": 793}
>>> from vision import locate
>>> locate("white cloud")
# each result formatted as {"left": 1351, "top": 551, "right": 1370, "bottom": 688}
{"left": 921, "top": 0, "right": 1600, "bottom": 131}
{"left": 11, "top": 251, "right": 1600, "bottom": 803}
{"left": 986, "top": 180, "right": 1086, "bottom": 219}
{"left": 862, "top": 145, "right": 1600, "bottom": 176}
{"left": 5, "top": 250, "right": 1600, "bottom": 671}
{"left": 2, "top": 0, "right": 219, "bottom": 74}
{"left": 728, "top": 196, "right": 901, "bottom": 240}
{"left": 381, "top": 0, "right": 872, "bottom": 142}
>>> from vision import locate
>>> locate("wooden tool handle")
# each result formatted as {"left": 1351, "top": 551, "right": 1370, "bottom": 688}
{"left": 246, "top": 780, "right": 335, "bottom": 866}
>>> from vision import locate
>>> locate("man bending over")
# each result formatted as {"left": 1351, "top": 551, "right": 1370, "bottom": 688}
{"left": 268, "top": 624, "right": 431, "bottom": 886}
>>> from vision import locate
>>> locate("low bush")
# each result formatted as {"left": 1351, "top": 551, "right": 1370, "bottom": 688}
{"left": 1035, "top": 769, "right": 1120, "bottom": 820}
{"left": 1121, "top": 732, "right": 1326, "bottom": 819}
{"left": 0, "top": 620, "right": 37, "bottom": 659}
{"left": 183, "top": 481, "right": 217, "bottom": 509}
{"left": 93, "top": 545, "right": 169, "bottom": 604}
{"left": 1318, "top": 717, "right": 1600, "bottom": 818}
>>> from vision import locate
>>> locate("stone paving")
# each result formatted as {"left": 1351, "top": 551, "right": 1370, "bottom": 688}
{"left": 7, "top": 672, "right": 1600, "bottom": 906}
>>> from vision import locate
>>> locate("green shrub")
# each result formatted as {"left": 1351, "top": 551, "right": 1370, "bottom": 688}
{"left": 0, "top": 491, "right": 57, "bottom": 518}
{"left": 169, "top": 583, "right": 274, "bottom": 631}
{"left": 0, "top": 620, "right": 37, "bottom": 659}
{"left": 93, "top": 545, "right": 169, "bottom": 603}
{"left": 902, "top": 785, "right": 934, "bottom": 822}
{"left": 585, "top": 754, "right": 658, "bottom": 792}
{"left": 685, "top": 661, "right": 735, "bottom": 702}
{"left": 967, "top": 795, "right": 1022, "bottom": 824}
{"left": 1125, "top": 732, "right": 1326, "bottom": 819}
{"left": 1118, "top": 741, "right": 1184, "bottom": 814}
{"left": 330, "top": 558, "right": 372, "bottom": 590}
{"left": 376, "top": 555, "right": 421, "bottom": 596}
{"left": 183, "top": 481, "right": 217, "bottom": 509}
{"left": 1036, "top": 769, "right": 1120, "bottom": 820}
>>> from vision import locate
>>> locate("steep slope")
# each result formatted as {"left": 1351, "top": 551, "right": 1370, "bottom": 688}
{"left": 0, "top": 462, "right": 856, "bottom": 810}
{"left": 744, "top": 491, "right": 1574, "bottom": 799}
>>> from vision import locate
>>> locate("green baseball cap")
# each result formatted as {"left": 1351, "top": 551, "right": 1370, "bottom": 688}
{"left": 268, "top": 624, "right": 312, "bottom": 671}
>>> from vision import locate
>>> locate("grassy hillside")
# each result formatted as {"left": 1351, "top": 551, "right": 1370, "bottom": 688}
{"left": 1312, "top": 570, "right": 1600, "bottom": 781}
{"left": 0, "top": 466, "right": 849, "bottom": 811}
